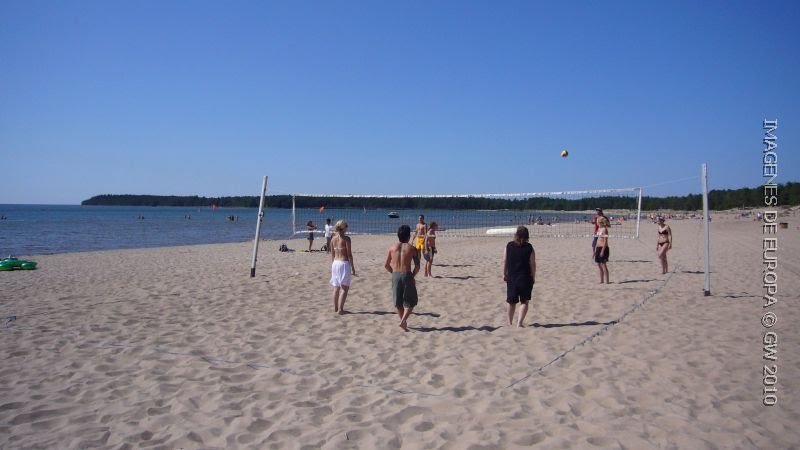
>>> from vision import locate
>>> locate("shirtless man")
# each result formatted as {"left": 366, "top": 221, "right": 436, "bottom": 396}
{"left": 413, "top": 215, "right": 427, "bottom": 256}
{"left": 423, "top": 221, "right": 438, "bottom": 277}
{"left": 384, "top": 225, "right": 421, "bottom": 332}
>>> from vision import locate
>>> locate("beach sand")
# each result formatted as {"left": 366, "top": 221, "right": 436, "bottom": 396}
{"left": 2, "top": 215, "right": 799, "bottom": 449}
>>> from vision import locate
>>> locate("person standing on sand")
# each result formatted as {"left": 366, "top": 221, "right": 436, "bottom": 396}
{"left": 503, "top": 226, "right": 536, "bottom": 327}
{"left": 414, "top": 215, "right": 427, "bottom": 255}
{"left": 591, "top": 208, "right": 605, "bottom": 259}
{"left": 330, "top": 220, "right": 355, "bottom": 315}
{"left": 324, "top": 218, "right": 334, "bottom": 252}
{"left": 423, "top": 221, "right": 438, "bottom": 277}
{"left": 306, "top": 220, "right": 317, "bottom": 252}
{"left": 385, "top": 225, "right": 420, "bottom": 332}
{"left": 656, "top": 216, "right": 673, "bottom": 274}
{"left": 594, "top": 216, "right": 610, "bottom": 284}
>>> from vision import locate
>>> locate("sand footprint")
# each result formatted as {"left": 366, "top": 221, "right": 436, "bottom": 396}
{"left": 427, "top": 373, "right": 445, "bottom": 388}
{"left": 586, "top": 436, "right": 617, "bottom": 447}
{"left": 246, "top": 418, "right": 272, "bottom": 433}
{"left": 514, "top": 432, "right": 547, "bottom": 446}
{"left": 414, "top": 421, "right": 435, "bottom": 432}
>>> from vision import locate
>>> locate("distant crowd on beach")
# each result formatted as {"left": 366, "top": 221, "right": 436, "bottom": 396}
{"left": 295, "top": 208, "right": 675, "bottom": 333}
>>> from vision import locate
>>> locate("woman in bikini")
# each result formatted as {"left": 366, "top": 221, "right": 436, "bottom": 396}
{"left": 656, "top": 216, "right": 673, "bottom": 274}
{"left": 330, "top": 220, "right": 355, "bottom": 315}
{"left": 423, "top": 221, "right": 438, "bottom": 277}
{"left": 594, "top": 216, "right": 610, "bottom": 284}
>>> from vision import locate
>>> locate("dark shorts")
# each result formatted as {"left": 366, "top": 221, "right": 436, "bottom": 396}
{"left": 392, "top": 272, "right": 418, "bottom": 308}
{"left": 506, "top": 276, "right": 533, "bottom": 304}
{"left": 591, "top": 236, "right": 598, "bottom": 248}
{"left": 594, "top": 246, "right": 609, "bottom": 263}
{"left": 308, "top": 233, "right": 314, "bottom": 241}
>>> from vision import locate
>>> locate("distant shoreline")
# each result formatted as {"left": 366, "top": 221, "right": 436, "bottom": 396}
{"left": 81, "top": 183, "right": 800, "bottom": 211}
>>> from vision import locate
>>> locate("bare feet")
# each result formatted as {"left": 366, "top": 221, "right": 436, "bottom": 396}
{"left": 517, "top": 323, "right": 524, "bottom": 328}
{"left": 338, "top": 309, "right": 345, "bottom": 315}
{"left": 399, "top": 321, "right": 409, "bottom": 332}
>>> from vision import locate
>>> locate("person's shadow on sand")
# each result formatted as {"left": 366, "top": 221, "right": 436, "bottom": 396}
{"left": 531, "top": 320, "right": 617, "bottom": 328}
{"left": 436, "top": 275, "right": 478, "bottom": 280}
{"left": 349, "top": 310, "right": 441, "bottom": 318}
{"left": 410, "top": 325, "right": 499, "bottom": 333}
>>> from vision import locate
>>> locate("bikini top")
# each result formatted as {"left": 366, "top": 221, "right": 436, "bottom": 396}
{"left": 658, "top": 228, "right": 669, "bottom": 235}
{"left": 332, "top": 236, "right": 348, "bottom": 254}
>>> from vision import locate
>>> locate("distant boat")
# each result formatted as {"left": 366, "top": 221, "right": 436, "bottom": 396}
{"left": 388, "top": 211, "right": 400, "bottom": 218}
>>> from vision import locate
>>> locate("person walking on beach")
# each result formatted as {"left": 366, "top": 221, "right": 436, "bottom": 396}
{"left": 414, "top": 215, "right": 427, "bottom": 255}
{"left": 330, "top": 220, "right": 355, "bottom": 315}
{"left": 324, "top": 218, "right": 334, "bottom": 252}
{"left": 503, "top": 226, "right": 536, "bottom": 327}
{"left": 306, "top": 220, "right": 317, "bottom": 252}
{"left": 656, "top": 216, "right": 673, "bottom": 274}
{"left": 594, "top": 216, "right": 610, "bottom": 283}
{"left": 385, "top": 225, "right": 420, "bottom": 332}
{"left": 423, "top": 221, "right": 438, "bottom": 277}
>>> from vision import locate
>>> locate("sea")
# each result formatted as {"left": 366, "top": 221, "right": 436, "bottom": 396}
{"left": 0, "top": 204, "right": 597, "bottom": 256}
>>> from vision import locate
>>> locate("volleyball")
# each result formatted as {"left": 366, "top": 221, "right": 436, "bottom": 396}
{"left": 561, "top": 149, "right": 569, "bottom": 158}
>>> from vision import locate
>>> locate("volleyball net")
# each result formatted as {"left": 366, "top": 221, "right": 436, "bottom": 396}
{"left": 288, "top": 187, "right": 643, "bottom": 239}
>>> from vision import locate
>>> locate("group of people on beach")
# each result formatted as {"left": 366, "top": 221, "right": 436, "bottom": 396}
{"left": 320, "top": 215, "right": 438, "bottom": 330}
{"left": 590, "top": 208, "right": 673, "bottom": 282}
{"left": 312, "top": 209, "right": 673, "bottom": 331}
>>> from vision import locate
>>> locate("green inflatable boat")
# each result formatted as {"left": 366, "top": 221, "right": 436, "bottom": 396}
{"left": 0, "top": 257, "right": 37, "bottom": 271}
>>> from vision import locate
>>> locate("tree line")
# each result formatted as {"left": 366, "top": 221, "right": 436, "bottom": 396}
{"left": 82, "top": 182, "right": 799, "bottom": 211}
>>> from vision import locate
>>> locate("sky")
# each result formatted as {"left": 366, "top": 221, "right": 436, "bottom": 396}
{"left": 1, "top": 1, "right": 798, "bottom": 204}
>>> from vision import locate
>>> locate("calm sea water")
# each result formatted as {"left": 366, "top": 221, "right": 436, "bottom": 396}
{"left": 0, "top": 205, "right": 287, "bottom": 256}
{"left": 0, "top": 204, "right": 600, "bottom": 256}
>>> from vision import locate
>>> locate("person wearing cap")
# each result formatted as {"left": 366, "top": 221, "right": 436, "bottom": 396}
{"left": 656, "top": 216, "right": 673, "bottom": 274}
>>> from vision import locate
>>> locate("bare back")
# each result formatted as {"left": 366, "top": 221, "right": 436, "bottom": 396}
{"left": 331, "top": 235, "right": 352, "bottom": 262}
{"left": 385, "top": 242, "right": 419, "bottom": 273}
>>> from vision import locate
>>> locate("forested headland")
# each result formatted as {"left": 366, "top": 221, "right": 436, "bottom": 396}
{"left": 82, "top": 182, "right": 800, "bottom": 211}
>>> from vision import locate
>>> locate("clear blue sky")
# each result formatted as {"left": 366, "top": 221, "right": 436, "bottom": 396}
{"left": 1, "top": 1, "right": 798, "bottom": 204}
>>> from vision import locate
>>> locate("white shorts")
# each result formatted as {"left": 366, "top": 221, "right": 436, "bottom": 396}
{"left": 330, "top": 260, "right": 352, "bottom": 287}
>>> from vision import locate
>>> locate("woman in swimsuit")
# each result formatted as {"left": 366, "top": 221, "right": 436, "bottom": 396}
{"left": 330, "top": 220, "right": 355, "bottom": 314}
{"left": 656, "top": 216, "right": 673, "bottom": 274}
{"left": 594, "top": 216, "right": 610, "bottom": 284}
{"left": 423, "top": 221, "right": 438, "bottom": 277}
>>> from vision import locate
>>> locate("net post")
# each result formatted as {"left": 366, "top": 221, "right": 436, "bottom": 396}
{"left": 292, "top": 195, "right": 296, "bottom": 235}
{"left": 702, "top": 164, "right": 711, "bottom": 296}
{"left": 635, "top": 187, "right": 643, "bottom": 239}
{"left": 250, "top": 176, "right": 268, "bottom": 278}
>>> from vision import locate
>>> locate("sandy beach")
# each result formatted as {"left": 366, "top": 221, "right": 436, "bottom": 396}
{"left": 2, "top": 215, "right": 799, "bottom": 449}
